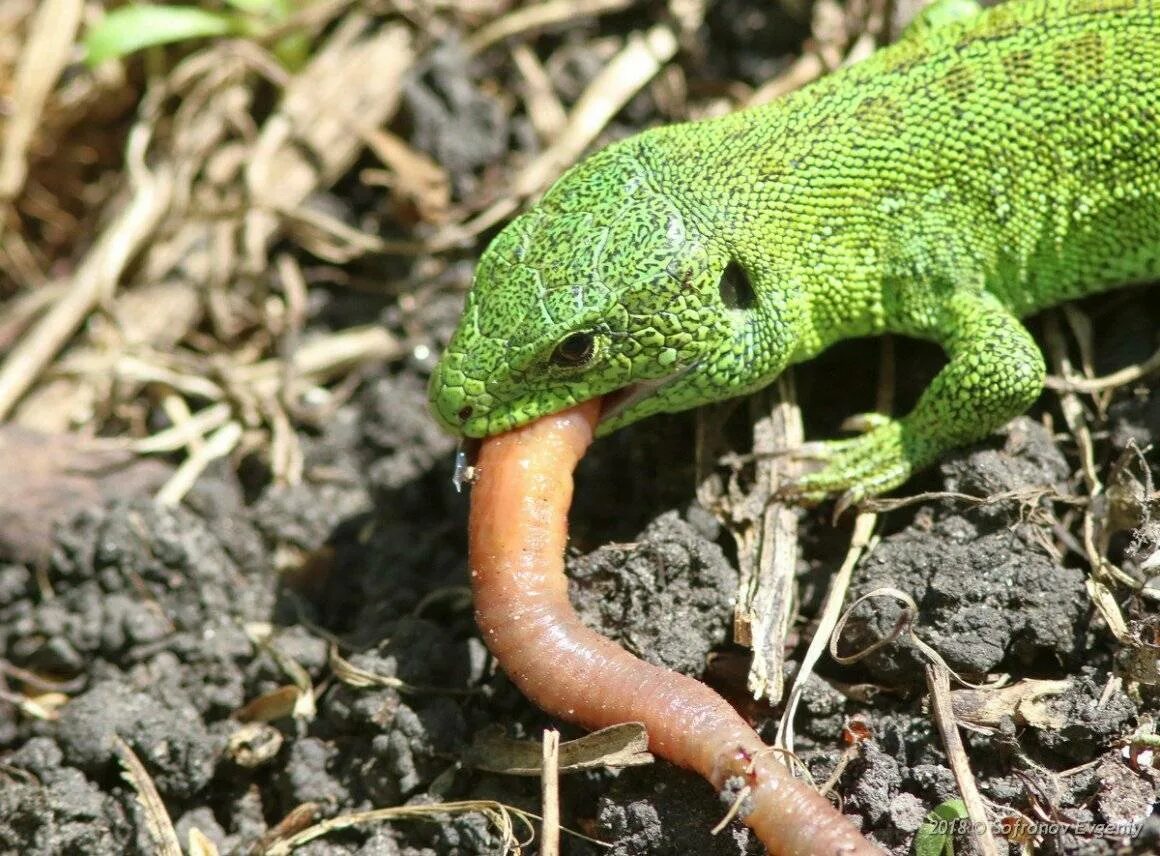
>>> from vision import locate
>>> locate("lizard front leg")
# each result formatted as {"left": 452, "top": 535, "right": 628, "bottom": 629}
{"left": 784, "top": 290, "right": 1045, "bottom": 509}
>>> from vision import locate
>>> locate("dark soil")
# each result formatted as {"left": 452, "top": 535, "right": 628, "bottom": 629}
{"left": 5, "top": 302, "right": 1160, "bottom": 854}
{"left": 3, "top": 2, "right": 1160, "bottom": 855}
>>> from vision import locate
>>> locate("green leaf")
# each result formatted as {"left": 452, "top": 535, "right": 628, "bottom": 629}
{"left": 914, "top": 799, "right": 969, "bottom": 856}
{"left": 221, "top": 0, "right": 283, "bottom": 15}
{"left": 271, "top": 30, "right": 311, "bottom": 71}
{"left": 84, "top": 4, "right": 237, "bottom": 65}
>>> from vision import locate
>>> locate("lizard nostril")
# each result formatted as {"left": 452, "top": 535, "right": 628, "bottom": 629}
{"left": 457, "top": 405, "right": 474, "bottom": 422}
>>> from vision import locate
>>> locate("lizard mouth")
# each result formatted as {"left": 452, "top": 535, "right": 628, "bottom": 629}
{"left": 598, "top": 361, "right": 700, "bottom": 425}
{"left": 452, "top": 360, "right": 699, "bottom": 489}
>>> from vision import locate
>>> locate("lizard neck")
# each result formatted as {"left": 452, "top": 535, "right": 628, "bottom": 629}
{"left": 643, "top": 114, "right": 895, "bottom": 364}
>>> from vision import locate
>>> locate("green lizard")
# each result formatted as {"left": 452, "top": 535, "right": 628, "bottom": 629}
{"left": 429, "top": 0, "right": 1160, "bottom": 506}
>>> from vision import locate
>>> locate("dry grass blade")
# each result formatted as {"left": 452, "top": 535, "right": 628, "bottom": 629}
{"left": 0, "top": 687, "right": 64, "bottom": 720}
{"left": 0, "top": 122, "right": 173, "bottom": 420}
{"left": 432, "top": 23, "right": 678, "bottom": 249}
{"left": 747, "top": 52, "right": 831, "bottom": 107}
{"left": 127, "top": 403, "right": 234, "bottom": 454}
{"left": 1044, "top": 343, "right": 1160, "bottom": 394}
{"left": 747, "top": 0, "right": 848, "bottom": 106}
{"left": 0, "top": 284, "right": 65, "bottom": 351}
{"left": 1, "top": 16, "right": 419, "bottom": 448}
{"left": 235, "top": 685, "right": 304, "bottom": 723}
{"left": 360, "top": 128, "right": 450, "bottom": 225}
{"left": 244, "top": 20, "right": 414, "bottom": 264}
{"left": 105, "top": 355, "right": 225, "bottom": 400}
{"left": 259, "top": 800, "right": 536, "bottom": 856}
{"left": 7, "top": 280, "right": 206, "bottom": 433}
{"left": 329, "top": 644, "right": 481, "bottom": 697}
{"left": 1085, "top": 578, "right": 1131, "bottom": 641}
{"left": 776, "top": 512, "right": 876, "bottom": 753}
{"left": 829, "top": 587, "right": 992, "bottom": 691}
{"left": 232, "top": 627, "right": 316, "bottom": 723}
{"left": 829, "top": 588, "right": 1014, "bottom": 846}
{"left": 511, "top": 43, "right": 567, "bottom": 141}
{"left": 926, "top": 665, "right": 1000, "bottom": 856}
{"left": 1042, "top": 313, "right": 1140, "bottom": 640}
{"left": 250, "top": 804, "right": 321, "bottom": 856}
{"left": 541, "top": 729, "right": 561, "bottom": 856}
{"left": 1044, "top": 313, "right": 1101, "bottom": 491}
{"left": 113, "top": 736, "right": 184, "bottom": 856}
{"left": 155, "top": 421, "right": 243, "bottom": 506}
{"left": 188, "top": 827, "right": 221, "bottom": 856}
{"left": 466, "top": 0, "right": 638, "bottom": 55}
{"left": 738, "top": 376, "right": 803, "bottom": 704}
{"left": 1045, "top": 301, "right": 1160, "bottom": 395}
{"left": 0, "top": 0, "right": 84, "bottom": 206}
{"left": 232, "top": 326, "right": 404, "bottom": 397}
{"left": 509, "top": 23, "right": 677, "bottom": 200}
{"left": 862, "top": 485, "right": 1075, "bottom": 515}
{"left": 466, "top": 722, "right": 652, "bottom": 775}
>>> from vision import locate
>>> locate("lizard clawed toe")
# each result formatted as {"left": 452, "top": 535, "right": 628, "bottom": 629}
{"left": 773, "top": 418, "right": 920, "bottom": 512}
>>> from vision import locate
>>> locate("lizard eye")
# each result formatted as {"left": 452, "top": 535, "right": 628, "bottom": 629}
{"left": 719, "top": 260, "right": 756, "bottom": 310}
{"left": 550, "top": 332, "right": 596, "bottom": 367}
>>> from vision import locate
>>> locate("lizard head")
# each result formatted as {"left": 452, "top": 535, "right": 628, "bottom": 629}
{"left": 429, "top": 140, "right": 745, "bottom": 439}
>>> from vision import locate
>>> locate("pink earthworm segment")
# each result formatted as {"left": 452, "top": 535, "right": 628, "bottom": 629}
{"left": 468, "top": 399, "right": 883, "bottom": 856}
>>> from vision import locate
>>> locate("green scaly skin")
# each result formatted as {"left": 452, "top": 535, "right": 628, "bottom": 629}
{"left": 429, "top": 0, "right": 1160, "bottom": 505}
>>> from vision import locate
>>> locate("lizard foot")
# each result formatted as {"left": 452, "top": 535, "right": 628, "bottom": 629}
{"left": 778, "top": 417, "right": 919, "bottom": 515}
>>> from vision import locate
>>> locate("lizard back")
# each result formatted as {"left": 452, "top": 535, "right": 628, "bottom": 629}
{"left": 646, "top": 0, "right": 1160, "bottom": 345}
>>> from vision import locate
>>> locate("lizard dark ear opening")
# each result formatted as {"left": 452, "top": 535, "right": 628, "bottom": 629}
{"left": 719, "top": 261, "right": 756, "bottom": 310}
{"left": 551, "top": 332, "right": 596, "bottom": 367}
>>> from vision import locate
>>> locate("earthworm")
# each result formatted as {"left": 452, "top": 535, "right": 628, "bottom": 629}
{"left": 468, "top": 400, "right": 882, "bottom": 855}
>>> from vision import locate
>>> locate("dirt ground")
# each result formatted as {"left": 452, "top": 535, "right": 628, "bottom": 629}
{"left": 2, "top": 1, "right": 1160, "bottom": 854}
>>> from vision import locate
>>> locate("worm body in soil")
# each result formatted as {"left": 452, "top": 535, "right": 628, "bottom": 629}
{"left": 468, "top": 400, "right": 883, "bottom": 856}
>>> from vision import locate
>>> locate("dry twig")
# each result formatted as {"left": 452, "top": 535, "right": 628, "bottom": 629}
{"left": 541, "top": 729, "right": 561, "bottom": 856}
{"left": 114, "top": 737, "right": 184, "bottom": 856}
{"left": 0, "top": 121, "right": 173, "bottom": 419}
{"left": 0, "top": 0, "right": 84, "bottom": 209}
{"left": 776, "top": 512, "right": 877, "bottom": 752}
{"left": 430, "top": 23, "right": 678, "bottom": 249}
{"left": 926, "top": 666, "right": 1000, "bottom": 856}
